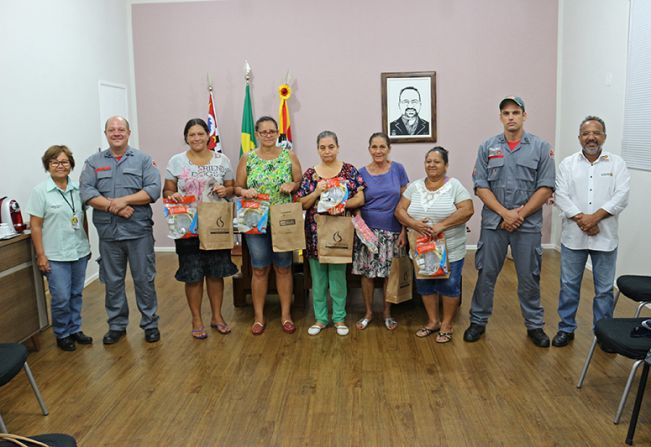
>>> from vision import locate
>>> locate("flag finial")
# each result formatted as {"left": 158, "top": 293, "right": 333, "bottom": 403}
{"left": 244, "top": 60, "right": 252, "bottom": 82}
{"left": 207, "top": 73, "right": 213, "bottom": 91}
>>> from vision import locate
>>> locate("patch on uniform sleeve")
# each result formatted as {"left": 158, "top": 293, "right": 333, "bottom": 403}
{"left": 549, "top": 148, "right": 555, "bottom": 158}
{"left": 488, "top": 147, "right": 504, "bottom": 159}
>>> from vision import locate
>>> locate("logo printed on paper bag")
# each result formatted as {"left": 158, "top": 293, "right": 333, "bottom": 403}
{"left": 325, "top": 230, "right": 348, "bottom": 250}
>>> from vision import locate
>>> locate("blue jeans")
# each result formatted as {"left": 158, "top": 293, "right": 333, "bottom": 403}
{"left": 557, "top": 244, "right": 617, "bottom": 333}
{"left": 46, "top": 255, "right": 89, "bottom": 338}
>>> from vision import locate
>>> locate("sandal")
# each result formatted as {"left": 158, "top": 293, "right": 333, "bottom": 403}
{"left": 416, "top": 325, "right": 440, "bottom": 338}
{"left": 210, "top": 322, "right": 231, "bottom": 334}
{"left": 282, "top": 320, "right": 296, "bottom": 334}
{"left": 192, "top": 327, "right": 208, "bottom": 340}
{"left": 308, "top": 323, "right": 325, "bottom": 336}
{"left": 384, "top": 317, "right": 398, "bottom": 331}
{"left": 335, "top": 323, "right": 349, "bottom": 336}
{"left": 356, "top": 317, "right": 372, "bottom": 330}
{"left": 436, "top": 331, "right": 453, "bottom": 343}
{"left": 251, "top": 321, "right": 265, "bottom": 336}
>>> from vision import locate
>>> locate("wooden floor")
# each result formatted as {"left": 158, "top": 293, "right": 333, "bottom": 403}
{"left": 2, "top": 250, "right": 651, "bottom": 446}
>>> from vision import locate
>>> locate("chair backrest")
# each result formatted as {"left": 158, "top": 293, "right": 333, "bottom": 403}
{"left": 0, "top": 344, "right": 27, "bottom": 387}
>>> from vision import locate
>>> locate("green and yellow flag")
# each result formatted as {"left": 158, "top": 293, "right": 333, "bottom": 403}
{"left": 240, "top": 82, "right": 257, "bottom": 156}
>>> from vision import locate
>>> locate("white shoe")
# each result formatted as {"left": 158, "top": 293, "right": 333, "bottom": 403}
{"left": 308, "top": 324, "right": 324, "bottom": 336}
{"left": 335, "top": 324, "right": 349, "bottom": 336}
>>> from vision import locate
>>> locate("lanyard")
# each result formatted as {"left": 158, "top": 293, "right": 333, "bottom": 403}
{"left": 57, "top": 190, "right": 76, "bottom": 214}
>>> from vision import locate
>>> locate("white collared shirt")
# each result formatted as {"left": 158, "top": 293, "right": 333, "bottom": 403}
{"left": 555, "top": 150, "right": 630, "bottom": 251}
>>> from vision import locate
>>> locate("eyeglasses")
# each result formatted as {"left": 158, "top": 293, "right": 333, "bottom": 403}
{"left": 580, "top": 131, "right": 605, "bottom": 137}
{"left": 258, "top": 130, "right": 278, "bottom": 136}
{"left": 50, "top": 160, "right": 71, "bottom": 167}
{"left": 400, "top": 99, "right": 421, "bottom": 106}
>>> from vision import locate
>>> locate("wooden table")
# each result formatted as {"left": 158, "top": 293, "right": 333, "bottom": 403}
{"left": 0, "top": 232, "right": 48, "bottom": 348}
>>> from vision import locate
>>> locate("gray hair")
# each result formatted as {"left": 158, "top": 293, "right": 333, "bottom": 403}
{"left": 316, "top": 130, "right": 339, "bottom": 146}
{"left": 579, "top": 116, "right": 606, "bottom": 134}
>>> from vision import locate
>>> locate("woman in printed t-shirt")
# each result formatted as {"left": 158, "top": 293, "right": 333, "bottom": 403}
{"left": 164, "top": 118, "right": 237, "bottom": 340}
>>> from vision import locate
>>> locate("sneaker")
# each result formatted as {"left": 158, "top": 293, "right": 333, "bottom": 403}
{"left": 527, "top": 328, "right": 551, "bottom": 348}
{"left": 551, "top": 330, "right": 574, "bottom": 347}
{"left": 463, "top": 323, "right": 486, "bottom": 342}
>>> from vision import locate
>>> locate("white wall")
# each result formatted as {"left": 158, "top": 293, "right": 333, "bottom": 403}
{"left": 0, "top": 0, "right": 135, "bottom": 281}
{"left": 556, "top": 0, "right": 650, "bottom": 275}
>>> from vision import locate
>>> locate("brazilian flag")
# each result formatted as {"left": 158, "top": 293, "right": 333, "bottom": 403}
{"left": 240, "top": 82, "right": 257, "bottom": 156}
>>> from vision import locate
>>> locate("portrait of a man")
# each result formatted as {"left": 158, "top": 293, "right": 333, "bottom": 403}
{"left": 389, "top": 86, "right": 430, "bottom": 136}
{"left": 381, "top": 71, "right": 436, "bottom": 143}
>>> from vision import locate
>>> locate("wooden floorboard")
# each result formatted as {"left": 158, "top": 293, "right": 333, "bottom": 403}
{"left": 2, "top": 250, "right": 650, "bottom": 446}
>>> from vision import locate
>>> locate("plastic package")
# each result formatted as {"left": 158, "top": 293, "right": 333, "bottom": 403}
{"left": 234, "top": 194, "right": 270, "bottom": 234}
{"left": 414, "top": 234, "right": 448, "bottom": 277}
{"left": 163, "top": 196, "right": 198, "bottom": 239}
{"left": 352, "top": 214, "right": 378, "bottom": 253}
{"left": 317, "top": 178, "right": 348, "bottom": 215}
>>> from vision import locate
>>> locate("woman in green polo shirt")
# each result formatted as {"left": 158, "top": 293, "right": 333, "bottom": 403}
{"left": 26, "top": 145, "right": 92, "bottom": 352}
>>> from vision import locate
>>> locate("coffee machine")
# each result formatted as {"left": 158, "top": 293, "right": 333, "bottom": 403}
{"left": 0, "top": 197, "right": 26, "bottom": 234}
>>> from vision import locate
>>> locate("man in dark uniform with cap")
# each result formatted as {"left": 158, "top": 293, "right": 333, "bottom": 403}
{"left": 464, "top": 97, "right": 555, "bottom": 347}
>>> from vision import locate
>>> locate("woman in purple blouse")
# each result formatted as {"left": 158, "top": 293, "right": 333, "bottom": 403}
{"left": 352, "top": 132, "right": 409, "bottom": 331}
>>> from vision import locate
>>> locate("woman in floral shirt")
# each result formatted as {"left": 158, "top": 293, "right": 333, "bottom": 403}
{"left": 298, "top": 130, "right": 365, "bottom": 336}
{"left": 235, "top": 116, "right": 303, "bottom": 336}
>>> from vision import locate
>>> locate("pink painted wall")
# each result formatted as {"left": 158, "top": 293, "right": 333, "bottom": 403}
{"left": 132, "top": 0, "right": 558, "bottom": 247}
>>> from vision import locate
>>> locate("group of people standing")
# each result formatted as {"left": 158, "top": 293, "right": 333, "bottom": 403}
{"left": 26, "top": 95, "right": 630, "bottom": 352}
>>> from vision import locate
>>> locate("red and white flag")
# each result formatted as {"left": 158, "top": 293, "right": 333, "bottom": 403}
{"left": 207, "top": 88, "right": 222, "bottom": 152}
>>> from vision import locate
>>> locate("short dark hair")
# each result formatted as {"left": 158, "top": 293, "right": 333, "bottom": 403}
{"left": 317, "top": 130, "right": 339, "bottom": 146}
{"left": 579, "top": 115, "right": 606, "bottom": 134}
{"left": 368, "top": 132, "right": 390, "bottom": 148}
{"left": 399, "top": 86, "right": 421, "bottom": 102}
{"left": 255, "top": 116, "right": 278, "bottom": 132}
{"left": 183, "top": 118, "right": 210, "bottom": 143}
{"left": 41, "top": 145, "right": 75, "bottom": 171}
{"left": 425, "top": 146, "right": 448, "bottom": 164}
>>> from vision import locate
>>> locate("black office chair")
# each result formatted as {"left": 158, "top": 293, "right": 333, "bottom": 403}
{"left": 0, "top": 344, "right": 48, "bottom": 433}
{"left": 577, "top": 275, "right": 651, "bottom": 423}
{"left": 0, "top": 433, "right": 77, "bottom": 447}
{"left": 593, "top": 318, "right": 651, "bottom": 443}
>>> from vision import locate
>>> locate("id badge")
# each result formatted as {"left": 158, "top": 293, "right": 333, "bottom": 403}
{"left": 71, "top": 215, "right": 80, "bottom": 230}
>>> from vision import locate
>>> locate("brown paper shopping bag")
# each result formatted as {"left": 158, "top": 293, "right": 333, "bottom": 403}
{"left": 197, "top": 201, "right": 234, "bottom": 250}
{"left": 315, "top": 214, "right": 354, "bottom": 264}
{"left": 269, "top": 202, "right": 306, "bottom": 252}
{"left": 385, "top": 251, "right": 413, "bottom": 304}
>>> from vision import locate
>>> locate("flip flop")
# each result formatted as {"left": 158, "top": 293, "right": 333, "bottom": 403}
{"left": 210, "top": 322, "right": 231, "bottom": 335}
{"left": 416, "top": 325, "right": 440, "bottom": 338}
{"left": 436, "top": 331, "right": 453, "bottom": 343}
{"left": 356, "top": 317, "right": 372, "bottom": 330}
{"left": 192, "top": 327, "right": 208, "bottom": 340}
{"left": 384, "top": 317, "right": 398, "bottom": 331}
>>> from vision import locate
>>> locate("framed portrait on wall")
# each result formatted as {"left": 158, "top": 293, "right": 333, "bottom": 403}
{"left": 381, "top": 71, "right": 436, "bottom": 143}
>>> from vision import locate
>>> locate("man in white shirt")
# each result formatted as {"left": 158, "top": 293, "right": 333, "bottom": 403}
{"left": 552, "top": 116, "right": 630, "bottom": 347}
